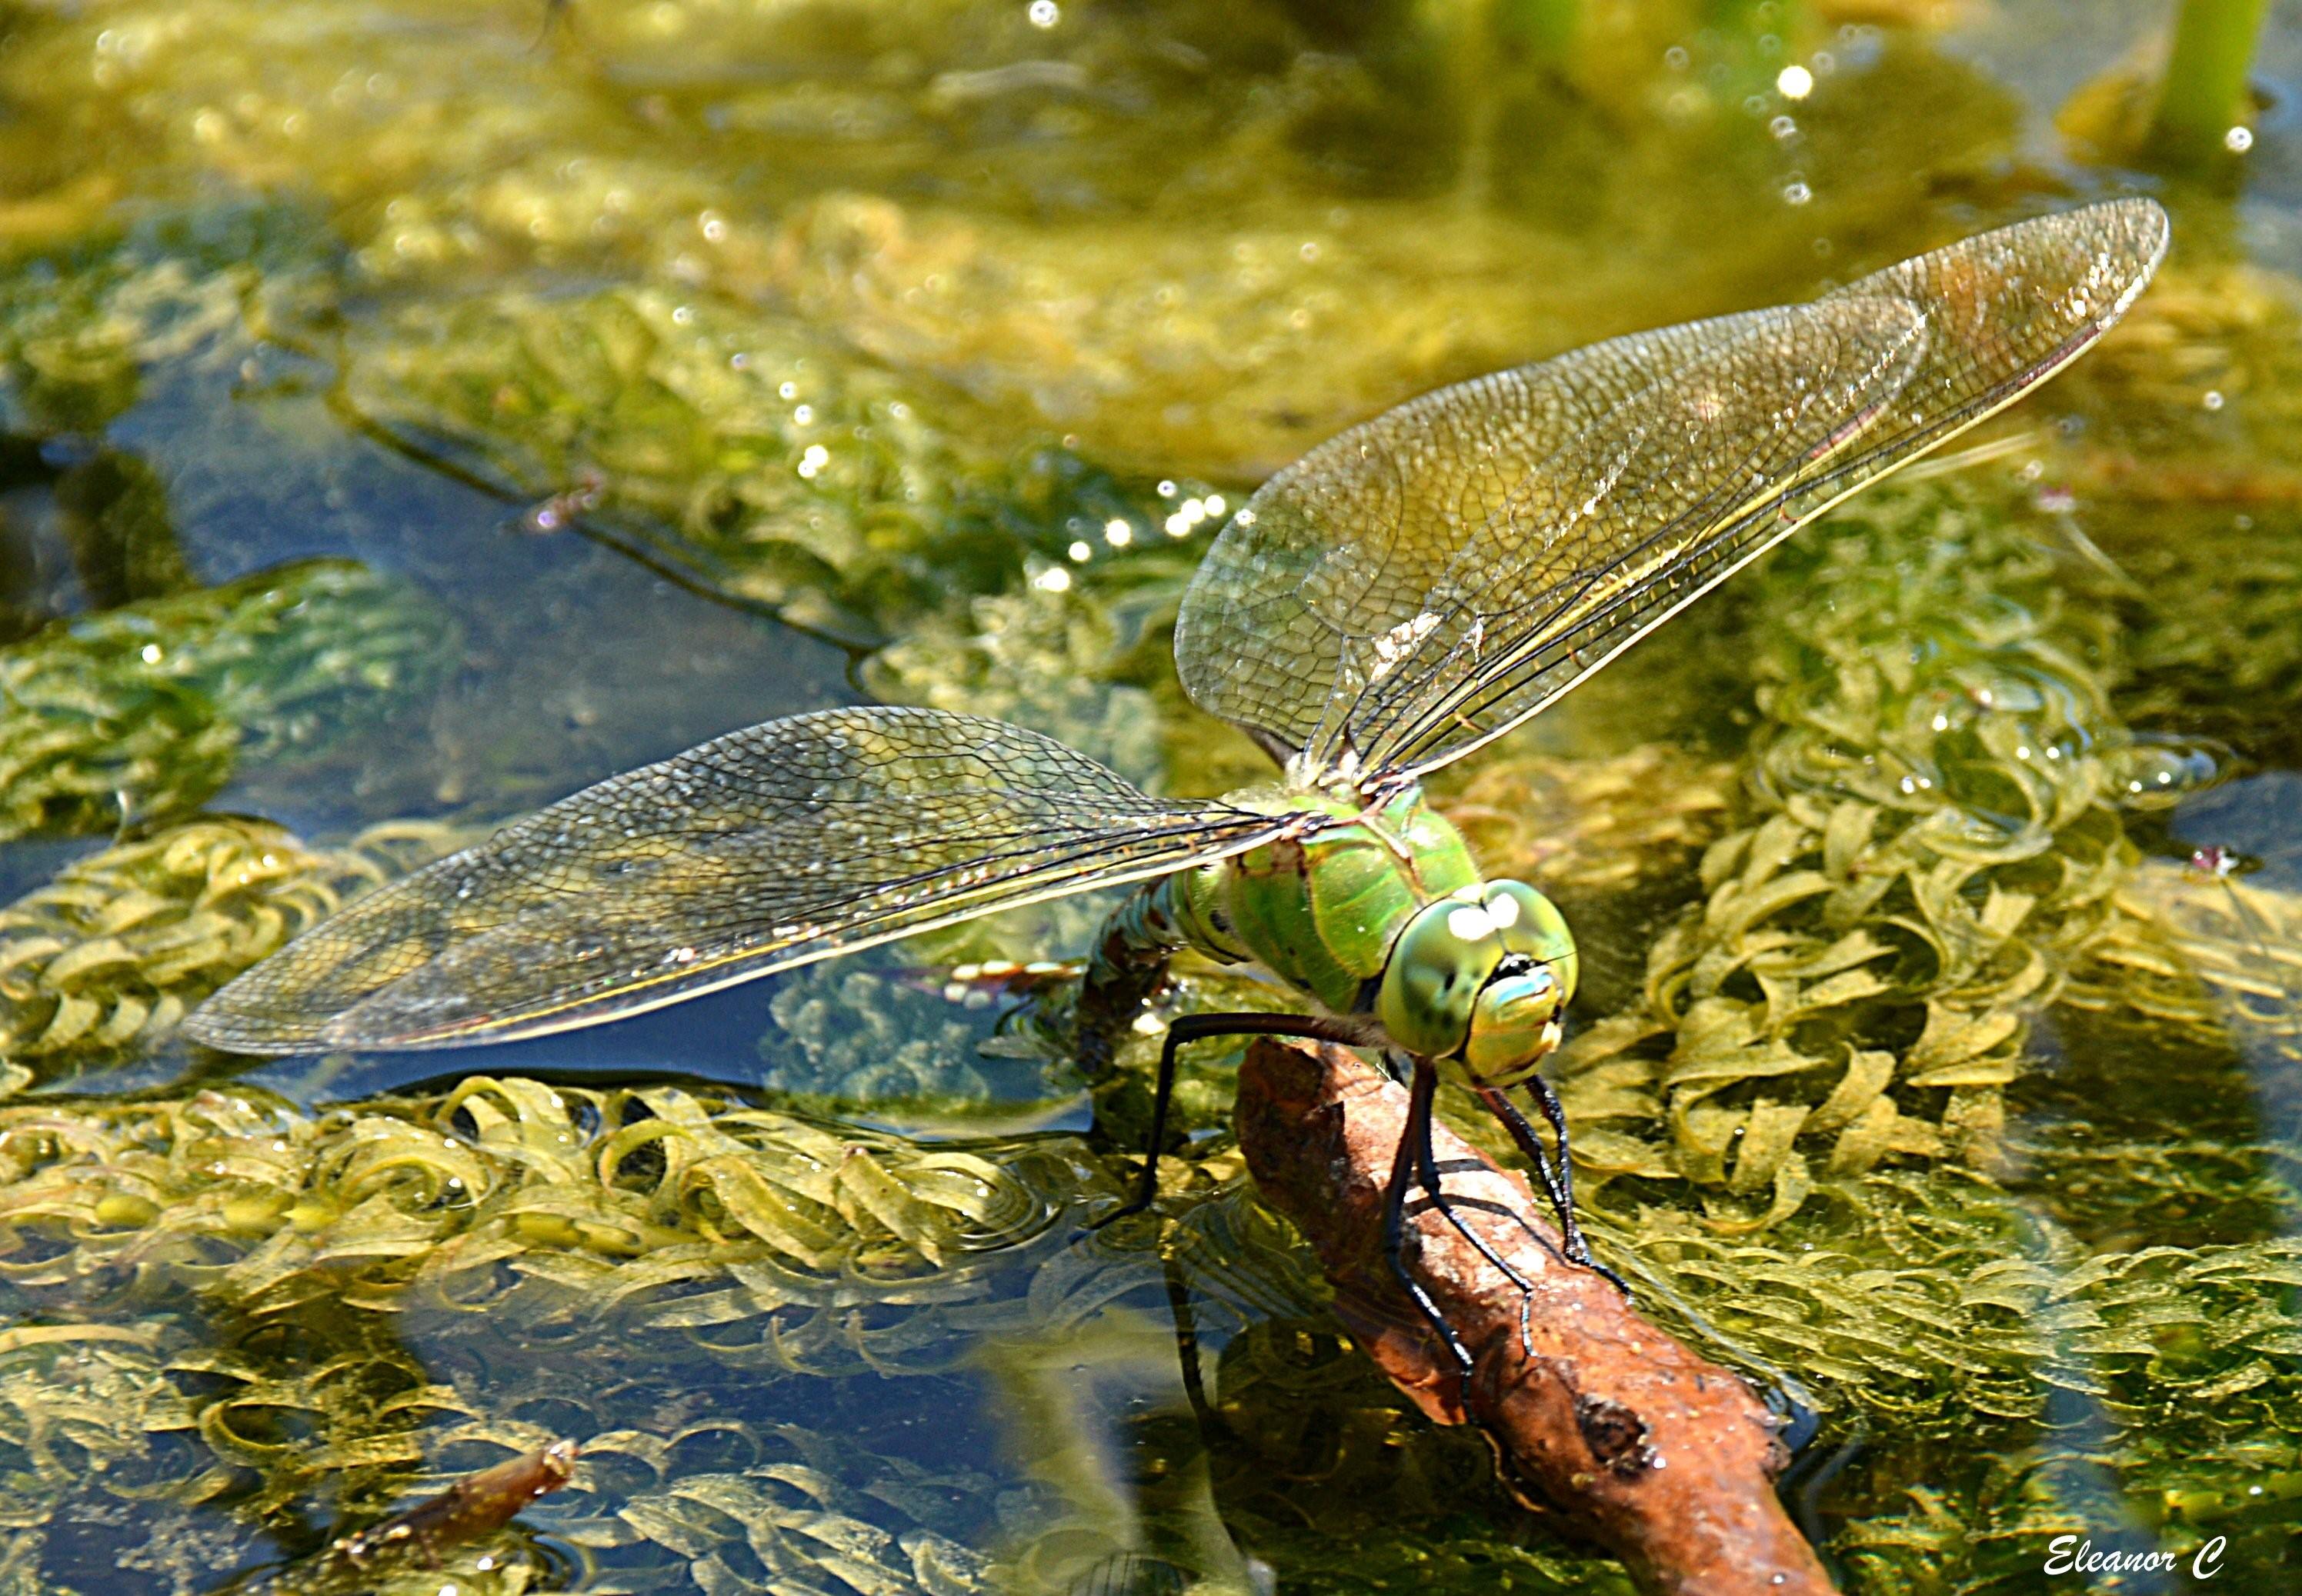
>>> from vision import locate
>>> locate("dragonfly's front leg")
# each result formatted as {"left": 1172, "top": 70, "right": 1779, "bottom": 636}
{"left": 1474, "top": 1080, "right": 1632, "bottom": 1298}
{"left": 1386, "top": 1059, "right": 1479, "bottom": 1394}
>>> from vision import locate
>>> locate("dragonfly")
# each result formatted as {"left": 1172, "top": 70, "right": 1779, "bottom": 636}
{"left": 186, "top": 199, "right": 2167, "bottom": 1377}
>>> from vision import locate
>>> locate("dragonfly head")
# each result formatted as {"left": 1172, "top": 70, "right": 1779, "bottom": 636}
{"left": 1376, "top": 880, "right": 1578, "bottom": 1086}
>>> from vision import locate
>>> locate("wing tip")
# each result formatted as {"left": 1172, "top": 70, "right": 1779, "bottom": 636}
{"left": 2080, "top": 193, "right": 2172, "bottom": 283}
{"left": 178, "top": 1005, "right": 325, "bottom": 1058}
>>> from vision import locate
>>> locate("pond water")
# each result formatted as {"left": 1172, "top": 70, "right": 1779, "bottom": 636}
{"left": 0, "top": 1, "right": 2298, "bottom": 1591}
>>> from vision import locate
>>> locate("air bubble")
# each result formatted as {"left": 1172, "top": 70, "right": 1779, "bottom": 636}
{"left": 2107, "top": 735, "right": 2230, "bottom": 811}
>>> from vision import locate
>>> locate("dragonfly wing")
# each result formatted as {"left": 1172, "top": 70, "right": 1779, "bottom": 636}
{"left": 184, "top": 706, "right": 1286, "bottom": 1052}
{"left": 1175, "top": 198, "right": 2168, "bottom": 780}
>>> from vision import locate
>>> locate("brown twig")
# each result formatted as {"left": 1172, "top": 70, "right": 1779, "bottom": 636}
{"left": 324, "top": 1440, "right": 580, "bottom": 1573}
{"left": 1234, "top": 1040, "right": 1836, "bottom": 1596}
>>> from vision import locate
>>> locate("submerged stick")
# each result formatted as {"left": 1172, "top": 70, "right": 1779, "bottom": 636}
{"left": 1234, "top": 1040, "right": 1833, "bottom": 1596}
{"left": 322, "top": 1440, "right": 580, "bottom": 1576}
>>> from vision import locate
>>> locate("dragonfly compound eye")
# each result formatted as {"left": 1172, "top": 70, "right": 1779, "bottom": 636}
{"left": 1375, "top": 882, "right": 1577, "bottom": 1074}
{"left": 1376, "top": 891, "right": 1496, "bottom": 1058}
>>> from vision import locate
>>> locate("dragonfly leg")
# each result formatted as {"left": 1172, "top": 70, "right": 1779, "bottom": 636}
{"left": 1471, "top": 1085, "right": 1575, "bottom": 1242}
{"left": 1480, "top": 1078, "right": 1632, "bottom": 1298}
{"left": 1410, "top": 1061, "right": 1540, "bottom": 1361}
{"left": 1093, "top": 1011, "right": 1380, "bottom": 1228}
{"left": 1161, "top": 1249, "right": 1229, "bottom": 1445}
{"left": 1386, "top": 1060, "right": 1478, "bottom": 1398}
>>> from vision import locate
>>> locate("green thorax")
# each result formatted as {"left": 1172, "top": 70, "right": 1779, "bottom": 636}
{"left": 1159, "top": 786, "right": 1479, "bottom": 1015}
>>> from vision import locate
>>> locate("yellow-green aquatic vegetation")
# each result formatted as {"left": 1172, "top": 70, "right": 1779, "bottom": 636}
{"left": 0, "top": 652, "right": 234, "bottom": 845}
{"left": 1589, "top": 1162, "right": 2302, "bottom": 1430}
{"left": 0, "top": 1332, "right": 209, "bottom": 1596}
{"left": 0, "top": 1078, "right": 1149, "bottom": 1592}
{"left": 976, "top": 1279, "right": 1636, "bottom": 1595}
{"left": 0, "top": 0, "right": 2019, "bottom": 370}
{"left": 754, "top": 965, "right": 1075, "bottom": 1126}
{"left": 0, "top": 231, "right": 249, "bottom": 432}
{"left": 2100, "top": 507, "right": 2302, "bottom": 766}
{"left": 0, "top": 816, "right": 458, "bottom": 1082}
{"left": 1428, "top": 742, "right": 1740, "bottom": 1014}
{"left": 2066, "top": 858, "right": 2302, "bottom": 1071}
{"left": 557, "top": 1421, "right": 994, "bottom": 1595}
{"left": 0, "top": 1331, "right": 970, "bottom": 1595}
{"left": 757, "top": 190, "right": 1600, "bottom": 478}
{"left": 865, "top": 579, "right": 1168, "bottom": 785}
{"left": 2063, "top": 255, "right": 2302, "bottom": 497}
{"left": 1610, "top": 1200, "right": 2302, "bottom": 1589}
{"left": 740, "top": 40, "right": 2022, "bottom": 480}
{"left": 0, "top": 561, "right": 452, "bottom": 841}
{"left": 343, "top": 285, "right": 1196, "bottom": 645}
{"left": 1550, "top": 482, "right": 2139, "bottom": 1224}
{"left": 2046, "top": 259, "right": 2302, "bottom": 761}
{"left": 756, "top": 190, "right": 1824, "bottom": 481}
{"left": 0, "top": 1078, "right": 1116, "bottom": 1341}
{"left": 2, "top": 1068, "right": 2298, "bottom": 1590}
{"left": 1440, "top": 744, "right": 1737, "bottom": 900}
{"left": 1831, "top": 1443, "right": 2290, "bottom": 1596}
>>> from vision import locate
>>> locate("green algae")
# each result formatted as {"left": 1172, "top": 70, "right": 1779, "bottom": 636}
{"left": 1538, "top": 481, "right": 2150, "bottom": 1225}
{"left": 754, "top": 966, "right": 1029, "bottom": 1125}
{"left": 0, "top": 1075, "right": 1126, "bottom": 1590}
{"left": 865, "top": 579, "right": 1170, "bottom": 786}
{"left": 0, "top": 1076, "right": 1117, "bottom": 1347}
{"left": 0, "top": 0, "right": 2029, "bottom": 487}
{"left": 0, "top": 815, "right": 460, "bottom": 1085}
{"left": 345, "top": 283, "right": 1209, "bottom": 645}
{"left": 0, "top": 0, "right": 2289, "bottom": 1588}
{"left": 0, "top": 233, "right": 249, "bottom": 435}
{"left": 0, "top": 1017, "right": 2296, "bottom": 1592}
{"left": 0, "top": 561, "right": 452, "bottom": 842}
{"left": 2107, "top": 503, "right": 2302, "bottom": 769}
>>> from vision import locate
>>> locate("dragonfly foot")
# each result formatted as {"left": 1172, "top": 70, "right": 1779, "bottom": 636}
{"left": 1576, "top": 1249, "right": 1635, "bottom": 1301}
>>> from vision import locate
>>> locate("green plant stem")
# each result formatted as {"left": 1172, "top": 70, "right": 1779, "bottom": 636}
{"left": 2151, "top": 0, "right": 2268, "bottom": 155}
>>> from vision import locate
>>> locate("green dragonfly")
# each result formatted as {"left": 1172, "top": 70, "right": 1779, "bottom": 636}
{"left": 188, "top": 199, "right": 2166, "bottom": 1373}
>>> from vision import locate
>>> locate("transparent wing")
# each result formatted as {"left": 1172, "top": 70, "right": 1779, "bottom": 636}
{"left": 1175, "top": 198, "right": 2169, "bottom": 780}
{"left": 184, "top": 707, "right": 1286, "bottom": 1053}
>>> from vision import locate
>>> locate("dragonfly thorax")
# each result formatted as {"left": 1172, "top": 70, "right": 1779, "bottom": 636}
{"left": 1155, "top": 788, "right": 1577, "bottom": 1085}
